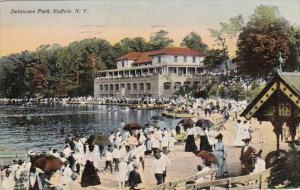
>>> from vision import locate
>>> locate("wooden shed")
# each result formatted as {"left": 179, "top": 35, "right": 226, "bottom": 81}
{"left": 241, "top": 71, "right": 300, "bottom": 151}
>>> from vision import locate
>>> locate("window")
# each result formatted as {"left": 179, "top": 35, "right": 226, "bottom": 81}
{"left": 174, "top": 56, "right": 178, "bottom": 63}
{"left": 133, "top": 83, "right": 137, "bottom": 90}
{"left": 163, "top": 82, "right": 171, "bottom": 90}
{"left": 184, "top": 82, "right": 191, "bottom": 87}
{"left": 139, "top": 83, "right": 144, "bottom": 91}
{"left": 158, "top": 56, "right": 161, "bottom": 63}
{"left": 193, "top": 57, "right": 196, "bottom": 63}
{"left": 127, "top": 83, "right": 131, "bottom": 90}
{"left": 193, "top": 81, "right": 200, "bottom": 87}
{"left": 122, "top": 61, "right": 124, "bottom": 67}
{"left": 146, "top": 83, "right": 151, "bottom": 90}
{"left": 99, "top": 85, "right": 103, "bottom": 91}
{"left": 174, "top": 82, "right": 181, "bottom": 90}
{"left": 115, "top": 84, "right": 119, "bottom": 91}
{"left": 184, "top": 56, "right": 187, "bottom": 62}
{"left": 121, "top": 83, "right": 125, "bottom": 88}
{"left": 105, "top": 85, "right": 108, "bottom": 91}
{"left": 110, "top": 84, "right": 114, "bottom": 91}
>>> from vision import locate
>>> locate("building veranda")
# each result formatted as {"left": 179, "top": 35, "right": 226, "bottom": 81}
{"left": 94, "top": 47, "right": 211, "bottom": 98}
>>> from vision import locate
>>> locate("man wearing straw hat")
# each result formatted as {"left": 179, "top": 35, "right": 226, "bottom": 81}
{"left": 240, "top": 138, "right": 256, "bottom": 175}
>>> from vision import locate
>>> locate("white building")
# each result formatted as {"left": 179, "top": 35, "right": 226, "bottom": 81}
{"left": 94, "top": 47, "right": 208, "bottom": 98}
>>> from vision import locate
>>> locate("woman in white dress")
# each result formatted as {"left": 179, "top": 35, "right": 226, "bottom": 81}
{"left": 213, "top": 134, "right": 228, "bottom": 178}
{"left": 234, "top": 120, "right": 244, "bottom": 147}
{"left": 117, "top": 159, "right": 128, "bottom": 189}
{"left": 1, "top": 170, "right": 15, "bottom": 190}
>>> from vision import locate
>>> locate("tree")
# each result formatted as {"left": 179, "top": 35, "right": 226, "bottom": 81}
{"left": 148, "top": 30, "right": 174, "bottom": 50}
{"left": 62, "top": 38, "right": 114, "bottom": 96}
{"left": 113, "top": 37, "right": 149, "bottom": 58}
{"left": 36, "top": 44, "right": 65, "bottom": 97}
{"left": 203, "top": 49, "right": 225, "bottom": 70}
{"left": 180, "top": 32, "right": 208, "bottom": 53}
{"left": 208, "top": 15, "right": 244, "bottom": 58}
{"left": 208, "top": 15, "right": 244, "bottom": 74}
{"left": 0, "top": 51, "right": 48, "bottom": 98}
{"left": 237, "top": 5, "right": 299, "bottom": 78}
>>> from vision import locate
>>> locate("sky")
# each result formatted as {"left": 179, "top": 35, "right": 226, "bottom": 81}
{"left": 0, "top": 0, "right": 299, "bottom": 57}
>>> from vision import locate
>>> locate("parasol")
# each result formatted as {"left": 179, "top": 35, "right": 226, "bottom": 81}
{"left": 86, "top": 133, "right": 110, "bottom": 146}
{"left": 123, "top": 123, "right": 142, "bottom": 131}
{"left": 34, "top": 155, "right": 64, "bottom": 173}
{"left": 179, "top": 118, "right": 195, "bottom": 130}
{"left": 194, "top": 150, "right": 218, "bottom": 164}
{"left": 196, "top": 119, "right": 214, "bottom": 128}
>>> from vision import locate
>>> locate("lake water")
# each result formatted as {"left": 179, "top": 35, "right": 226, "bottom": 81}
{"left": 0, "top": 104, "right": 175, "bottom": 164}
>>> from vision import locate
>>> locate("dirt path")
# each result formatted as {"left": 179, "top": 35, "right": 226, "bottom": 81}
{"left": 70, "top": 115, "right": 289, "bottom": 189}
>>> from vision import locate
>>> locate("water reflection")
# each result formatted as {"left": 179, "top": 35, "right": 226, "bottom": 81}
{"left": 0, "top": 104, "right": 167, "bottom": 163}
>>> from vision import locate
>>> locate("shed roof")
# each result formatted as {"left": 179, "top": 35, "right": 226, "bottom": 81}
{"left": 241, "top": 71, "right": 300, "bottom": 120}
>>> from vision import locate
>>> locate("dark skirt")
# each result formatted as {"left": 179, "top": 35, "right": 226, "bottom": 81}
{"left": 200, "top": 135, "right": 212, "bottom": 152}
{"left": 81, "top": 160, "right": 101, "bottom": 187}
{"left": 185, "top": 135, "right": 197, "bottom": 152}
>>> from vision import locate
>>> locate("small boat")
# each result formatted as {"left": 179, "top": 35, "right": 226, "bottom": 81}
{"left": 129, "top": 105, "right": 139, "bottom": 109}
{"left": 161, "top": 112, "right": 194, "bottom": 118}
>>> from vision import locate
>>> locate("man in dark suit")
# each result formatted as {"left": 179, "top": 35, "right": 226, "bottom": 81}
{"left": 128, "top": 164, "right": 142, "bottom": 190}
{"left": 240, "top": 138, "right": 256, "bottom": 175}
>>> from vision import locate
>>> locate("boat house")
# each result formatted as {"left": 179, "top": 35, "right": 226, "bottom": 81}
{"left": 94, "top": 47, "right": 208, "bottom": 98}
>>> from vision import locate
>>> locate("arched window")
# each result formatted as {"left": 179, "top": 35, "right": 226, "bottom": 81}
{"left": 133, "top": 83, "right": 137, "bottom": 90}
{"left": 115, "top": 84, "right": 119, "bottom": 91}
{"left": 139, "top": 83, "right": 144, "bottom": 90}
{"left": 99, "top": 85, "right": 103, "bottom": 91}
{"left": 174, "top": 82, "right": 181, "bottom": 90}
{"left": 146, "top": 83, "right": 151, "bottom": 90}
{"left": 164, "top": 82, "right": 171, "bottom": 90}
{"left": 127, "top": 83, "right": 131, "bottom": 90}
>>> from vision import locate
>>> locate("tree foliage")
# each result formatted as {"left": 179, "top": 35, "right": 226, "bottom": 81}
{"left": 0, "top": 51, "right": 48, "bottom": 98}
{"left": 237, "top": 5, "right": 300, "bottom": 78}
{"left": 203, "top": 49, "right": 225, "bottom": 69}
{"left": 180, "top": 32, "right": 208, "bottom": 53}
{"left": 149, "top": 30, "right": 174, "bottom": 50}
{"left": 113, "top": 37, "right": 149, "bottom": 58}
{"left": 208, "top": 15, "right": 244, "bottom": 56}
{"left": 0, "top": 31, "right": 178, "bottom": 98}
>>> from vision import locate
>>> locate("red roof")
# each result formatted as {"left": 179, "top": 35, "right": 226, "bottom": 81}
{"left": 149, "top": 47, "right": 204, "bottom": 57}
{"left": 116, "top": 52, "right": 141, "bottom": 61}
{"left": 116, "top": 47, "right": 204, "bottom": 64}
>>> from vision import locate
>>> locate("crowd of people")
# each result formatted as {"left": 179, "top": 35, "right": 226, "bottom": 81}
{"left": 0, "top": 96, "right": 270, "bottom": 190}
{"left": 0, "top": 122, "right": 180, "bottom": 190}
